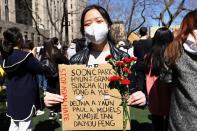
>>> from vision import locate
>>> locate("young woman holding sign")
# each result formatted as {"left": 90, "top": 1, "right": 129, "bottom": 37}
{"left": 44, "top": 4, "right": 146, "bottom": 109}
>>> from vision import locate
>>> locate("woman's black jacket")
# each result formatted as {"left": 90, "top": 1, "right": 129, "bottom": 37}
{"left": 70, "top": 41, "right": 129, "bottom": 64}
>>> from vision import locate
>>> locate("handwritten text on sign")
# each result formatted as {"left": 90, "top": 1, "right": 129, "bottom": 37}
{"left": 59, "top": 64, "right": 130, "bottom": 130}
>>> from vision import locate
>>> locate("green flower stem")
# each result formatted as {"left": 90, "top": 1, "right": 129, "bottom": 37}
{"left": 109, "top": 59, "right": 115, "bottom": 66}
{"left": 122, "top": 98, "right": 130, "bottom": 131}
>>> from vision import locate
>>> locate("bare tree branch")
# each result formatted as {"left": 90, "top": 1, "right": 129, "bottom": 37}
{"left": 46, "top": 0, "right": 60, "bottom": 34}
{"left": 106, "top": 0, "right": 111, "bottom": 12}
{"left": 165, "top": 0, "right": 173, "bottom": 21}
{"left": 23, "top": 0, "right": 47, "bottom": 39}
{"left": 127, "top": 0, "right": 146, "bottom": 37}
{"left": 59, "top": 0, "right": 66, "bottom": 43}
{"left": 152, "top": 0, "right": 186, "bottom": 28}
{"left": 166, "top": 0, "right": 186, "bottom": 27}
{"left": 97, "top": 0, "right": 111, "bottom": 12}
{"left": 127, "top": 0, "right": 138, "bottom": 33}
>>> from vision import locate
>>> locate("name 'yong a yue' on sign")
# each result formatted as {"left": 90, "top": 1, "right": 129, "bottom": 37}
{"left": 59, "top": 64, "right": 130, "bottom": 130}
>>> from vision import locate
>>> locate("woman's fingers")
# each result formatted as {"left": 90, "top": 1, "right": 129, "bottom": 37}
{"left": 44, "top": 92, "right": 64, "bottom": 107}
{"left": 130, "top": 98, "right": 146, "bottom": 106}
{"left": 127, "top": 91, "right": 146, "bottom": 106}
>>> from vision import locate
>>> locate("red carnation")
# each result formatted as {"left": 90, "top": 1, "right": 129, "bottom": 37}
{"left": 130, "top": 57, "right": 137, "bottom": 62}
{"left": 105, "top": 54, "right": 112, "bottom": 61}
{"left": 123, "top": 58, "right": 131, "bottom": 63}
{"left": 121, "top": 79, "right": 131, "bottom": 85}
{"left": 116, "top": 61, "right": 125, "bottom": 67}
{"left": 123, "top": 67, "right": 131, "bottom": 73}
{"left": 108, "top": 76, "right": 121, "bottom": 81}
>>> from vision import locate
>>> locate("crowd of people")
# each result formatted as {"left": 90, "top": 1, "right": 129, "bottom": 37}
{"left": 0, "top": 4, "right": 197, "bottom": 131}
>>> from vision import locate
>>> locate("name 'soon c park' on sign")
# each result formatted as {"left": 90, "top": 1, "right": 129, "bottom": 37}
{"left": 59, "top": 64, "right": 131, "bottom": 130}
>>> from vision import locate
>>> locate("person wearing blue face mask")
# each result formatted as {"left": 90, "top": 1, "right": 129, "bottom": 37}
{"left": 44, "top": 5, "right": 146, "bottom": 109}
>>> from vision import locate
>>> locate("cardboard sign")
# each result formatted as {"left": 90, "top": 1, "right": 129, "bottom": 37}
{"left": 59, "top": 64, "right": 130, "bottom": 130}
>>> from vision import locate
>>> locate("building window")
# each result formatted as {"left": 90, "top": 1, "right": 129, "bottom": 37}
{"left": 5, "top": 0, "right": 8, "bottom": 7}
{"left": 0, "top": 27, "right": 2, "bottom": 34}
{"left": 31, "top": 33, "right": 34, "bottom": 42}
{"left": 35, "top": 7, "right": 39, "bottom": 11}
{"left": 47, "top": 20, "right": 49, "bottom": 28}
{"left": 15, "top": 0, "right": 32, "bottom": 26}
{"left": 54, "top": 5, "right": 56, "bottom": 12}
{"left": 37, "top": 36, "right": 40, "bottom": 44}
{"left": 36, "top": 13, "right": 39, "bottom": 19}
{"left": 24, "top": 32, "right": 28, "bottom": 40}
{"left": 5, "top": 0, "right": 9, "bottom": 21}
{"left": 24, "top": 35, "right": 28, "bottom": 40}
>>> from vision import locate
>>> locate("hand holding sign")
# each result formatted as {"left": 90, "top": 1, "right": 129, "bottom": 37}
{"left": 44, "top": 92, "right": 64, "bottom": 107}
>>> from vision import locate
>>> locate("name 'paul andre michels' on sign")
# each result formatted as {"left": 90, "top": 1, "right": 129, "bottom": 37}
{"left": 59, "top": 64, "right": 130, "bottom": 130}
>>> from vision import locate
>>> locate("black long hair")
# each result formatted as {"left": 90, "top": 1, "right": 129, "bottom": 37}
{"left": 42, "top": 38, "right": 55, "bottom": 61}
{"left": 0, "top": 27, "right": 23, "bottom": 58}
{"left": 144, "top": 27, "right": 174, "bottom": 76}
{"left": 80, "top": 4, "right": 116, "bottom": 48}
{"left": 80, "top": 4, "right": 113, "bottom": 36}
{"left": 42, "top": 37, "right": 68, "bottom": 63}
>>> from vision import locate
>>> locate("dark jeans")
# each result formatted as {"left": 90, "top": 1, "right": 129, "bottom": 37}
{"left": 37, "top": 74, "right": 48, "bottom": 91}
{"left": 151, "top": 115, "right": 169, "bottom": 131}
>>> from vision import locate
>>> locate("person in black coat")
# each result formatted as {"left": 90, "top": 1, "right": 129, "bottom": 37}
{"left": 1, "top": 27, "right": 44, "bottom": 131}
{"left": 133, "top": 27, "right": 152, "bottom": 93}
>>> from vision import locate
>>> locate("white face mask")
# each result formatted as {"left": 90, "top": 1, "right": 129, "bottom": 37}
{"left": 183, "top": 30, "right": 197, "bottom": 55}
{"left": 56, "top": 42, "right": 62, "bottom": 49}
{"left": 84, "top": 23, "right": 108, "bottom": 45}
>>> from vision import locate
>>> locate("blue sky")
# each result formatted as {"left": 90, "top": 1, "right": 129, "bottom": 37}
{"left": 87, "top": 0, "right": 197, "bottom": 29}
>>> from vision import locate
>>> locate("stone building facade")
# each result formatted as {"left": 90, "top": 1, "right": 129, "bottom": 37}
{"left": 0, "top": 0, "right": 87, "bottom": 46}
{"left": 32, "top": 0, "right": 87, "bottom": 45}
